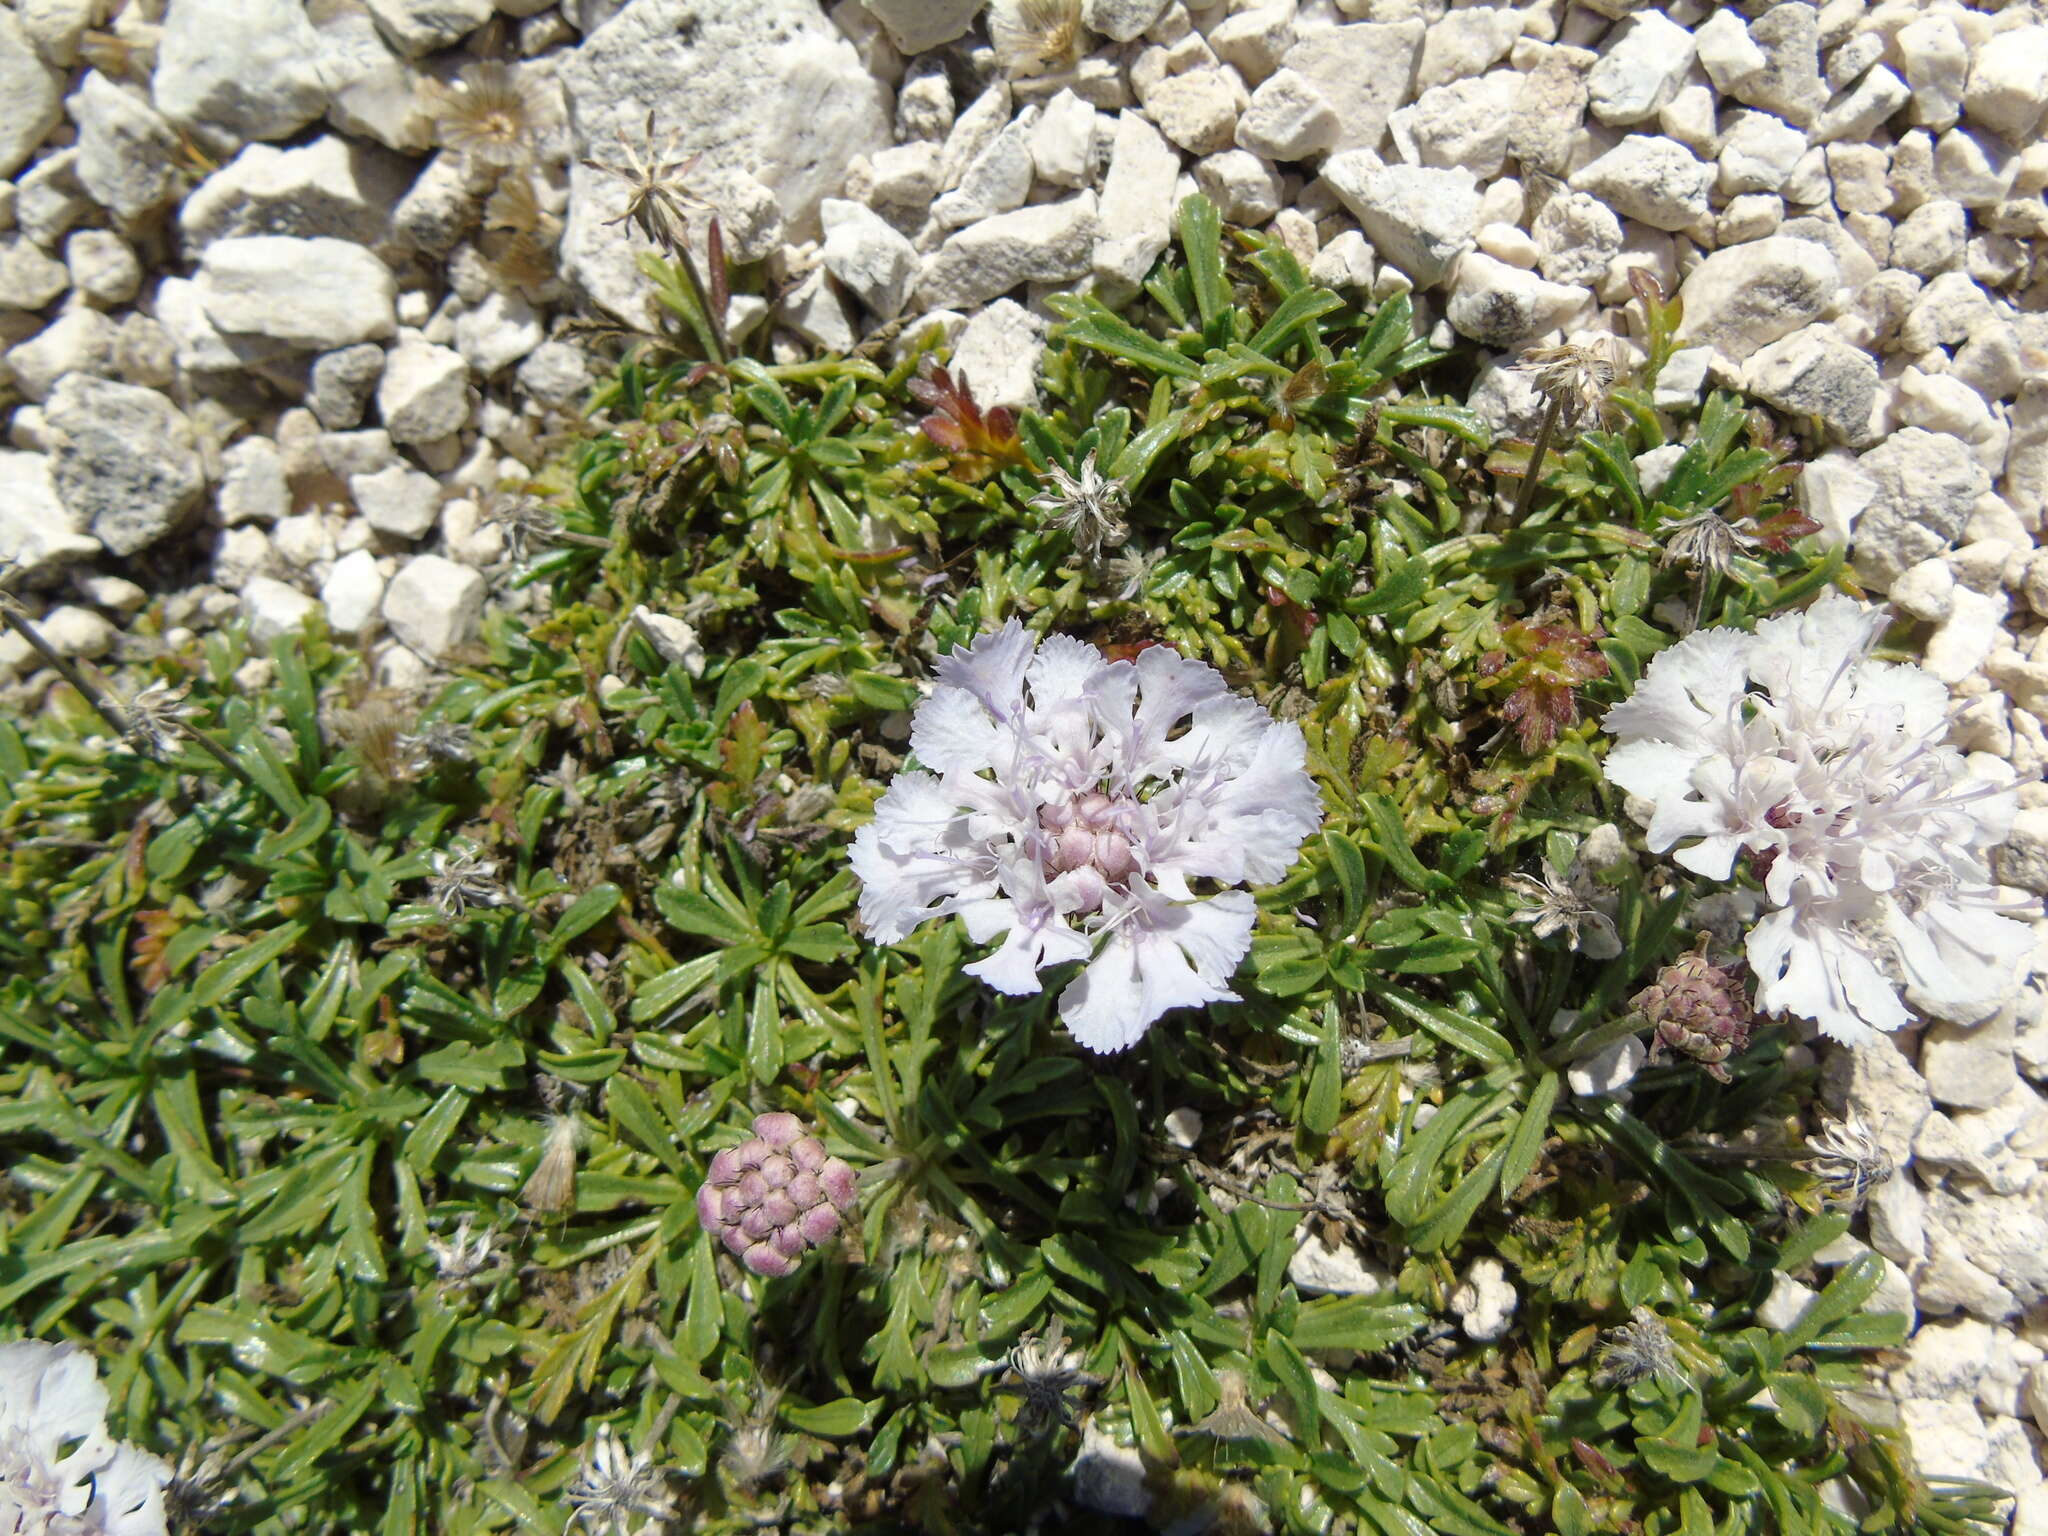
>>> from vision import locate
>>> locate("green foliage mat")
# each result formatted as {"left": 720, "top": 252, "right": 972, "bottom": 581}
{"left": 0, "top": 197, "right": 2012, "bottom": 1535}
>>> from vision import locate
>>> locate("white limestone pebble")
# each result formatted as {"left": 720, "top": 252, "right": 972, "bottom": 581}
{"left": 1675, "top": 235, "right": 1840, "bottom": 363}
{"left": 242, "top": 576, "right": 320, "bottom": 646}
{"left": 382, "top": 554, "right": 485, "bottom": 661}
{"left": 1236, "top": 69, "right": 1339, "bottom": 162}
{"left": 1451, "top": 1257, "right": 1518, "bottom": 1342}
{"left": 197, "top": 236, "right": 398, "bottom": 350}
{"left": 350, "top": 463, "right": 442, "bottom": 541}
{"left": 44, "top": 375, "right": 205, "bottom": 558}
{"left": 1568, "top": 135, "right": 1712, "bottom": 232}
{"left": 1323, "top": 159, "right": 1480, "bottom": 288}
{"left": 320, "top": 549, "right": 386, "bottom": 636}
{"left": 820, "top": 199, "right": 921, "bottom": 321}
{"left": 1094, "top": 112, "right": 1179, "bottom": 296}
{"left": 0, "top": 450, "right": 98, "bottom": 577}
{"left": 1585, "top": 11, "right": 1697, "bottom": 126}
{"left": 948, "top": 298, "right": 1044, "bottom": 414}
{"left": 376, "top": 337, "right": 471, "bottom": 446}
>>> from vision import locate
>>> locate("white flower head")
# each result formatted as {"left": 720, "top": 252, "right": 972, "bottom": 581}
{"left": 0, "top": 1340, "right": 172, "bottom": 1536}
{"left": 850, "top": 622, "right": 1324, "bottom": 1053}
{"left": 1602, "top": 593, "right": 2034, "bottom": 1045}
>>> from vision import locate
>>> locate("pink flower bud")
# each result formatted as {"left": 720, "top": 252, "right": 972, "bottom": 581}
{"left": 696, "top": 1113, "right": 860, "bottom": 1276}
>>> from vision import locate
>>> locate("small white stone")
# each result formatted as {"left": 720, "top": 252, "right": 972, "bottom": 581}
{"left": 1961, "top": 24, "right": 2048, "bottom": 144}
{"left": 1280, "top": 18, "right": 1423, "bottom": 155}
{"left": 1445, "top": 252, "right": 1586, "bottom": 347}
{"left": 5, "top": 309, "right": 116, "bottom": 403}
{"left": 1651, "top": 345, "right": 1712, "bottom": 409}
{"left": 1323, "top": 159, "right": 1480, "bottom": 287}
{"left": 377, "top": 336, "right": 471, "bottom": 446}
{"left": 1675, "top": 236, "right": 1839, "bottom": 364}
{"left": 197, "top": 235, "right": 397, "bottom": 351}
{"left": 1757, "top": 1272, "right": 1818, "bottom": 1331}
{"left": 63, "top": 229, "right": 139, "bottom": 306}
{"left": 218, "top": 436, "right": 289, "bottom": 527}
{"left": 0, "top": 450, "right": 96, "bottom": 577}
{"left": 382, "top": 554, "right": 484, "bottom": 662}
{"left": 949, "top": 298, "right": 1045, "bottom": 414}
{"left": 242, "top": 576, "right": 319, "bottom": 646}
{"left": 820, "top": 199, "right": 920, "bottom": 320}
{"left": 932, "top": 111, "right": 1036, "bottom": 227}
{"left": 1450, "top": 1256, "right": 1517, "bottom": 1342}
{"left": 1288, "top": 1231, "right": 1391, "bottom": 1296}
{"left": 1093, "top": 115, "right": 1178, "bottom": 295}
{"left": 1568, "top": 135, "right": 1713, "bottom": 232}
{"left": 1027, "top": 90, "right": 1099, "bottom": 187}
{"left": 1586, "top": 11, "right": 1697, "bottom": 125}
{"left": 1718, "top": 110, "right": 1809, "bottom": 195}
{"left": 1389, "top": 71, "right": 1519, "bottom": 179}
{"left": 319, "top": 548, "right": 385, "bottom": 636}
{"left": 1695, "top": 7, "right": 1765, "bottom": 95}
{"left": 1898, "top": 13, "right": 1968, "bottom": 130}
{"left": 350, "top": 462, "right": 441, "bottom": 541}
{"left": 1070, "top": 1424, "right": 1152, "bottom": 1520}
{"left": 1812, "top": 64, "right": 1911, "bottom": 146}
{"left": 1162, "top": 1107, "right": 1202, "bottom": 1149}
{"left": 1144, "top": 68, "right": 1240, "bottom": 156}
{"left": 627, "top": 605, "right": 707, "bottom": 678}
{"left": 1235, "top": 68, "right": 1339, "bottom": 161}
{"left": 1415, "top": 5, "right": 1522, "bottom": 93}
{"left": 1922, "top": 587, "right": 2006, "bottom": 686}
{"left": 1475, "top": 222, "right": 1539, "bottom": 268}
{"left": 1307, "top": 230, "right": 1374, "bottom": 291}
{"left": 919, "top": 193, "right": 1098, "bottom": 310}
{"left": 452, "top": 290, "right": 543, "bottom": 379}
{"left": 1192, "top": 149, "right": 1283, "bottom": 225}
{"left": 1889, "top": 559, "right": 1955, "bottom": 623}
{"left": 1209, "top": 5, "right": 1293, "bottom": 85}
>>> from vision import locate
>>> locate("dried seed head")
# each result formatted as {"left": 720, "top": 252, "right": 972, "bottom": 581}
{"left": 396, "top": 720, "right": 474, "bottom": 774}
{"left": 695, "top": 1113, "right": 859, "bottom": 1277}
{"left": 1515, "top": 338, "right": 1621, "bottom": 429}
{"left": 427, "top": 844, "right": 513, "bottom": 921}
{"left": 1027, "top": 449, "right": 1130, "bottom": 566}
{"left": 1804, "top": 1111, "right": 1893, "bottom": 1212}
{"left": 522, "top": 1114, "right": 585, "bottom": 1214}
{"left": 122, "top": 677, "right": 194, "bottom": 757}
{"left": 993, "top": 1316, "right": 1104, "bottom": 1432}
{"left": 989, "top": 0, "right": 1087, "bottom": 76}
{"left": 426, "top": 1214, "right": 502, "bottom": 1288}
{"left": 1633, "top": 941, "right": 1753, "bottom": 1081}
{"left": 1595, "top": 1307, "right": 1688, "bottom": 1390}
{"left": 1503, "top": 860, "right": 1620, "bottom": 958}
{"left": 430, "top": 61, "right": 548, "bottom": 169}
{"left": 566, "top": 1422, "right": 681, "bottom": 1536}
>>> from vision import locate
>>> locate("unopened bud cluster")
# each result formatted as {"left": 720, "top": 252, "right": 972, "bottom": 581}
{"left": 696, "top": 1113, "right": 858, "bottom": 1277}
{"left": 1634, "top": 946, "right": 1752, "bottom": 1081}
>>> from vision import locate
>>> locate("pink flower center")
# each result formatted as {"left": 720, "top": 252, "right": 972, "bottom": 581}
{"left": 1040, "top": 791, "right": 1139, "bottom": 903}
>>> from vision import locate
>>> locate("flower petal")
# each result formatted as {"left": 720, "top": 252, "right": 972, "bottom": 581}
{"left": 1056, "top": 890, "right": 1255, "bottom": 1053}
{"left": 934, "top": 618, "right": 1037, "bottom": 724}
{"left": 909, "top": 686, "right": 999, "bottom": 778}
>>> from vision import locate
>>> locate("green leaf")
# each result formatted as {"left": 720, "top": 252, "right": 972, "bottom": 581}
{"left": 192, "top": 922, "right": 307, "bottom": 1011}
{"left": 1179, "top": 193, "right": 1227, "bottom": 330}
{"left": 543, "top": 882, "right": 622, "bottom": 963}
{"left": 1497, "top": 1071, "right": 1558, "bottom": 1201}
{"left": 1303, "top": 1001, "right": 1342, "bottom": 1136}
{"left": 1780, "top": 1251, "right": 1883, "bottom": 1354}
{"left": 781, "top": 1397, "right": 874, "bottom": 1436}
{"left": 1362, "top": 978, "right": 1515, "bottom": 1069}
{"left": 1264, "top": 1330, "right": 1321, "bottom": 1443}
{"left": 1290, "top": 1296, "right": 1427, "bottom": 1355}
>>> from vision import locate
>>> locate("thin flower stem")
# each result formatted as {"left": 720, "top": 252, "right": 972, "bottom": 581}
{"left": 1, "top": 593, "right": 264, "bottom": 792}
{"left": 1511, "top": 393, "right": 1564, "bottom": 524}
{"left": 174, "top": 718, "right": 264, "bottom": 793}
{"left": 0, "top": 597, "right": 132, "bottom": 740}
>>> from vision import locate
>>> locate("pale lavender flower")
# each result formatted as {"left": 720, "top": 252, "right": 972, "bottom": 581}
{"left": 1602, "top": 593, "right": 2032, "bottom": 1044}
{"left": 0, "top": 1340, "right": 172, "bottom": 1536}
{"left": 850, "top": 622, "right": 1325, "bottom": 1052}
